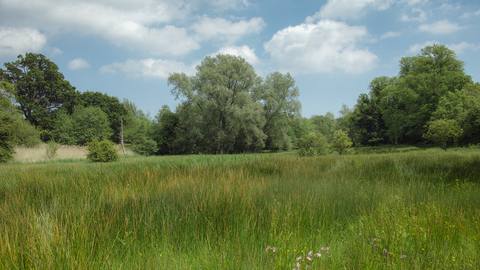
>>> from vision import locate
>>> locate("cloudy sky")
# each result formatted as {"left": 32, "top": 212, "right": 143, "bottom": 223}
{"left": 1, "top": 0, "right": 479, "bottom": 118}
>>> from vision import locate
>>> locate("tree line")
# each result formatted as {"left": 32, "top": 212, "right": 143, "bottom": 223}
{"left": 1, "top": 44, "right": 479, "bottom": 162}
{"left": 1, "top": 53, "right": 305, "bottom": 160}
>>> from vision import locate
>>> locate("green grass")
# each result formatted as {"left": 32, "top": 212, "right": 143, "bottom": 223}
{"left": 1, "top": 148, "right": 479, "bottom": 269}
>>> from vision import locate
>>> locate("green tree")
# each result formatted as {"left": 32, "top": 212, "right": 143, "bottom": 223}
{"left": 423, "top": 119, "right": 462, "bottom": 151}
{"left": 298, "top": 132, "right": 329, "bottom": 157}
{"left": 169, "top": 54, "right": 266, "bottom": 154}
{"left": 430, "top": 83, "right": 480, "bottom": 144}
{"left": 352, "top": 76, "right": 390, "bottom": 145}
{"left": 49, "top": 106, "right": 113, "bottom": 146}
{"left": 121, "top": 98, "right": 157, "bottom": 156}
{"left": 152, "top": 105, "right": 184, "bottom": 155}
{"left": 337, "top": 104, "right": 361, "bottom": 146}
{"left": 332, "top": 130, "right": 353, "bottom": 155}
{"left": 80, "top": 91, "right": 128, "bottom": 143}
{"left": 378, "top": 78, "right": 413, "bottom": 144}
{"left": 393, "top": 44, "right": 472, "bottom": 141}
{"left": 1, "top": 53, "right": 79, "bottom": 129}
{"left": 310, "top": 112, "right": 336, "bottom": 142}
{"left": 288, "top": 117, "right": 316, "bottom": 148}
{"left": 12, "top": 119, "right": 41, "bottom": 147}
{"left": 0, "top": 95, "right": 16, "bottom": 162}
{"left": 49, "top": 109, "right": 76, "bottom": 145}
{"left": 70, "top": 106, "right": 113, "bottom": 146}
{"left": 257, "top": 71, "right": 301, "bottom": 151}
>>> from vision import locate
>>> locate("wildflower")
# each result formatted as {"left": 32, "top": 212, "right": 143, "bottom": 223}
{"left": 315, "top": 253, "right": 321, "bottom": 257}
{"left": 359, "top": 232, "right": 362, "bottom": 236}
{"left": 297, "top": 256, "right": 302, "bottom": 261}
{"left": 265, "top": 246, "right": 276, "bottom": 253}
{"left": 400, "top": 255, "right": 406, "bottom": 259}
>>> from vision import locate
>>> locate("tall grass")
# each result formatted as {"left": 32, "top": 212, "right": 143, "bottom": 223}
{"left": 0, "top": 150, "right": 479, "bottom": 269}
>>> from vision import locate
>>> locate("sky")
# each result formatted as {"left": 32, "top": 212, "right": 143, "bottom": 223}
{"left": 1, "top": 0, "right": 479, "bottom": 118}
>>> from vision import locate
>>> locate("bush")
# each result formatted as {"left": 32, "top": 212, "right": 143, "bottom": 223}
{"left": 332, "top": 130, "right": 353, "bottom": 155}
{"left": 133, "top": 138, "right": 158, "bottom": 156}
{"left": 423, "top": 119, "right": 462, "bottom": 151}
{"left": 45, "top": 140, "right": 60, "bottom": 159}
{"left": 86, "top": 138, "right": 119, "bottom": 162}
{"left": 298, "top": 132, "right": 329, "bottom": 157}
{"left": 13, "top": 119, "right": 41, "bottom": 147}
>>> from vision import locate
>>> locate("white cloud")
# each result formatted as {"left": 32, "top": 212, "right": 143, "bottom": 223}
{"left": 106, "top": 24, "right": 199, "bottom": 56}
{"left": 193, "top": 17, "right": 265, "bottom": 43}
{"left": 68, "top": 58, "right": 90, "bottom": 70}
{"left": 407, "top": 41, "right": 479, "bottom": 55}
{"left": 401, "top": 8, "right": 427, "bottom": 21}
{"left": 446, "top": 42, "right": 479, "bottom": 55}
{"left": 51, "top": 47, "right": 63, "bottom": 57}
{"left": 419, "top": 20, "right": 463, "bottom": 34}
{"left": 213, "top": 45, "right": 260, "bottom": 65}
{"left": 439, "top": 3, "right": 460, "bottom": 11}
{"left": 401, "top": 0, "right": 428, "bottom": 5}
{"left": 380, "top": 31, "right": 401, "bottom": 39}
{"left": 306, "top": 0, "right": 395, "bottom": 21}
{"left": 100, "top": 58, "right": 198, "bottom": 78}
{"left": 209, "top": 0, "right": 251, "bottom": 10}
{"left": 264, "top": 20, "right": 377, "bottom": 74}
{"left": 0, "top": 0, "right": 199, "bottom": 56}
{"left": 0, "top": 27, "right": 46, "bottom": 57}
{"left": 461, "top": 9, "right": 480, "bottom": 18}
{"left": 407, "top": 40, "right": 438, "bottom": 53}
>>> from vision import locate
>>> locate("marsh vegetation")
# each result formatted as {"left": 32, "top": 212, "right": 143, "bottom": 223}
{"left": 1, "top": 147, "right": 479, "bottom": 269}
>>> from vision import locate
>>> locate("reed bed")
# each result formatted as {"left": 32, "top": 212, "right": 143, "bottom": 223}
{"left": 12, "top": 144, "right": 135, "bottom": 164}
{"left": 0, "top": 150, "right": 479, "bottom": 269}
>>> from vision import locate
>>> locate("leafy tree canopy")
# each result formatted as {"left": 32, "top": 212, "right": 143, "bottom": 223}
{"left": 80, "top": 91, "right": 128, "bottom": 143}
{"left": 169, "top": 54, "right": 267, "bottom": 154}
{"left": 1, "top": 53, "right": 79, "bottom": 129}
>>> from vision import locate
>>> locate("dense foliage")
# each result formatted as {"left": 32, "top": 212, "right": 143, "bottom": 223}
{"left": 168, "top": 54, "right": 301, "bottom": 154}
{"left": 1, "top": 44, "right": 479, "bottom": 157}
{"left": 0, "top": 96, "right": 16, "bottom": 162}
{"left": 49, "top": 106, "right": 113, "bottom": 146}
{"left": 86, "top": 138, "right": 119, "bottom": 162}
{"left": 340, "top": 44, "right": 478, "bottom": 147}
{"left": 1, "top": 53, "right": 79, "bottom": 129}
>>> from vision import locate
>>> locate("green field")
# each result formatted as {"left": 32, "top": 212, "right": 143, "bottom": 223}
{"left": 1, "top": 148, "right": 479, "bottom": 269}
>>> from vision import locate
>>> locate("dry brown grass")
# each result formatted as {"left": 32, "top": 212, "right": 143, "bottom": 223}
{"left": 13, "top": 143, "right": 135, "bottom": 163}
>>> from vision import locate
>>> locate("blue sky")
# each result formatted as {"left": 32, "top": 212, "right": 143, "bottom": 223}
{"left": 1, "top": 0, "right": 479, "bottom": 118}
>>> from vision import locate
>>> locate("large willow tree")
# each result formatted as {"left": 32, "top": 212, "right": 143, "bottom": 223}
{"left": 168, "top": 55, "right": 266, "bottom": 154}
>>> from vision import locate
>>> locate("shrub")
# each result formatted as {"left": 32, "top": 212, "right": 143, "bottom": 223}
{"left": 45, "top": 140, "right": 60, "bottom": 159}
{"left": 423, "top": 119, "right": 462, "bottom": 151}
{"left": 133, "top": 138, "right": 158, "bottom": 156}
{"left": 298, "top": 132, "right": 329, "bottom": 157}
{"left": 13, "top": 119, "right": 41, "bottom": 147}
{"left": 86, "top": 138, "right": 119, "bottom": 162}
{"left": 332, "top": 130, "right": 353, "bottom": 155}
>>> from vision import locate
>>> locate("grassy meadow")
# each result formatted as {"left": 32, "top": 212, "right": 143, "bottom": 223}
{"left": 0, "top": 147, "right": 479, "bottom": 269}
